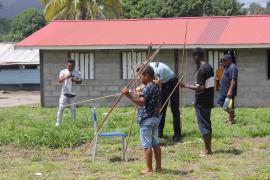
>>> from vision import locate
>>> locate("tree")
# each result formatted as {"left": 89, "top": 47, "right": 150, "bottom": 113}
{"left": 121, "top": 0, "right": 246, "bottom": 18}
{"left": 248, "top": 3, "right": 266, "bottom": 14}
{"left": 40, "top": 0, "right": 122, "bottom": 20}
{"left": 207, "top": 0, "right": 246, "bottom": 16}
{"left": 121, "top": 0, "right": 166, "bottom": 18}
{"left": 0, "top": 2, "right": 11, "bottom": 41}
{"left": 248, "top": 1, "right": 270, "bottom": 14}
{"left": 4, "top": 8, "right": 46, "bottom": 42}
{"left": 266, "top": 1, "right": 270, "bottom": 13}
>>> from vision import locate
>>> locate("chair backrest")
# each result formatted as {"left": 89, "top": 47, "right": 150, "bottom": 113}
{"left": 92, "top": 107, "right": 98, "bottom": 131}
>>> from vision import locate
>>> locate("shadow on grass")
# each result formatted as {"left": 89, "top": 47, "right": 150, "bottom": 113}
{"left": 159, "top": 131, "right": 199, "bottom": 147}
{"left": 159, "top": 136, "right": 178, "bottom": 147}
{"left": 109, "top": 156, "right": 140, "bottom": 162}
{"left": 214, "top": 148, "right": 243, "bottom": 155}
{"left": 160, "top": 168, "right": 194, "bottom": 176}
{"left": 109, "top": 156, "right": 124, "bottom": 162}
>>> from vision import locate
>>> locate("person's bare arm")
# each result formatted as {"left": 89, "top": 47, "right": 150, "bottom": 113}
{"left": 227, "top": 79, "right": 237, "bottom": 98}
{"left": 134, "top": 84, "right": 145, "bottom": 96}
{"left": 72, "top": 77, "right": 82, "bottom": 84}
{"left": 122, "top": 87, "right": 146, "bottom": 106}
{"left": 58, "top": 75, "right": 68, "bottom": 83}
{"left": 180, "top": 82, "right": 205, "bottom": 92}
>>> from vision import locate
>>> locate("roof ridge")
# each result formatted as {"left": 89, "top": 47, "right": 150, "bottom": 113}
{"left": 52, "top": 14, "right": 270, "bottom": 23}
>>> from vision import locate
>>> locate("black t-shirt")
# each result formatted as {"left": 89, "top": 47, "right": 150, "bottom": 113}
{"left": 195, "top": 63, "right": 214, "bottom": 108}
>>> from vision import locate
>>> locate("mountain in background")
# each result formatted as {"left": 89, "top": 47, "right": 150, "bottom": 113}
{"left": 0, "top": 0, "right": 43, "bottom": 18}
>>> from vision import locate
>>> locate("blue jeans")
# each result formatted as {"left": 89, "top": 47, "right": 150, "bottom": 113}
{"left": 140, "top": 117, "right": 160, "bottom": 149}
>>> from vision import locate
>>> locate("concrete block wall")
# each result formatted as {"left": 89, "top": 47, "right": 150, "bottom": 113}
{"left": 42, "top": 49, "right": 186, "bottom": 107}
{"left": 42, "top": 48, "right": 270, "bottom": 107}
{"left": 237, "top": 49, "right": 270, "bottom": 107}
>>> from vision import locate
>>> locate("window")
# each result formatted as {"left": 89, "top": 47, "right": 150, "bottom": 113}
{"left": 207, "top": 50, "right": 236, "bottom": 91}
{"left": 70, "top": 52, "right": 94, "bottom": 80}
{"left": 207, "top": 50, "right": 236, "bottom": 75}
{"left": 122, "top": 51, "right": 147, "bottom": 79}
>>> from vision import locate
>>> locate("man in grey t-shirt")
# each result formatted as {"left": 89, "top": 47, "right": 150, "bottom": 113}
{"left": 56, "top": 60, "right": 82, "bottom": 127}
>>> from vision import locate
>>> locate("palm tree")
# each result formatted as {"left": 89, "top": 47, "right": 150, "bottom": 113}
{"left": 40, "top": 0, "right": 122, "bottom": 21}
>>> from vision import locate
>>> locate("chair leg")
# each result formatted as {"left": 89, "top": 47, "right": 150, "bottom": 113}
{"left": 92, "top": 136, "right": 98, "bottom": 162}
{"left": 122, "top": 136, "right": 127, "bottom": 162}
{"left": 124, "top": 137, "right": 128, "bottom": 162}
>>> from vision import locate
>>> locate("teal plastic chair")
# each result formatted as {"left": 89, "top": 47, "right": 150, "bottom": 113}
{"left": 91, "top": 108, "right": 128, "bottom": 162}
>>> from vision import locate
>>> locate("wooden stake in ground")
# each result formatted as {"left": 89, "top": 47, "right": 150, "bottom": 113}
{"left": 179, "top": 21, "right": 189, "bottom": 131}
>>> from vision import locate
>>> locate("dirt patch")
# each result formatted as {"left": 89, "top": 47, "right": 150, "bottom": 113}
{"left": 0, "top": 90, "right": 40, "bottom": 107}
{"left": 0, "top": 145, "right": 71, "bottom": 162}
{"left": 232, "top": 136, "right": 270, "bottom": 146}
{"left": 0, "top": 145, "right": 38, "bottom": 160}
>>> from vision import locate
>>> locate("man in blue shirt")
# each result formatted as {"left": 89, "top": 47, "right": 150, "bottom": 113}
{"left": 149, "top": 62, "right": 181, "bottom": 141}
{"left": 217, "top": 54, "right": 238, "bottom": 125}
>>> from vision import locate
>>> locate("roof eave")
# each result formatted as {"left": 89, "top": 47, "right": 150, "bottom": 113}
{"left": 14, "top": 44, "right": 270, "bottom": 50}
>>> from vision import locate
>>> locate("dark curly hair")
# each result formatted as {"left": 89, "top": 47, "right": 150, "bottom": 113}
{"left": 138, "top": 65, "right": 155, "bottom": 79}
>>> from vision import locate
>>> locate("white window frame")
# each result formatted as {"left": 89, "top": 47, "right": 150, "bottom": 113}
{"left": 122, "top": 51, "right": 147, "bottom": 80}
{"left": 70, "top": 52, "right": 95, "bottom": 80}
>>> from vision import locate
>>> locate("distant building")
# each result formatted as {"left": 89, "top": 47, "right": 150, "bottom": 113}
{"left": 16, "top": 15, "right": 270, "bottom": 107}
{"left": 0, "top": 43, "right": 40, "bottom": 86}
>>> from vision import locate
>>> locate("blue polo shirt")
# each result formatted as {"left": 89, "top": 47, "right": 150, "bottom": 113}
{"left": 149, "top": 62, "right": 175, "bottom": 83}
{"left": 219, "top": 63, "right": 238, "bottom": 96}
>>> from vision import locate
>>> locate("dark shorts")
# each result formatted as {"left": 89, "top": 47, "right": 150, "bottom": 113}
{"left": 217, "top": 94, "right": 235, "bottom": 109}
{"left": 195, "top": 105, "right": 212, "bottom": 136}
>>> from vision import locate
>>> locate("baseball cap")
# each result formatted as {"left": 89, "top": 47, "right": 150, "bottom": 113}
{"left": 192, "top": 47, "right": 204, "bottom": 55}
{"left": 222, "top": 54, "right": 232, "bottom": 61}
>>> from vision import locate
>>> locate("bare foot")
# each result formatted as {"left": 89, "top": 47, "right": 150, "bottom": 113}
{"left": 199, "top": 151, "right": 212, "bottom": 157}
{"left": 155, "top": 168, "right": 162, "bottom": 173}
{"left": 140, "top": 169, "right": 153, "bottom": 174}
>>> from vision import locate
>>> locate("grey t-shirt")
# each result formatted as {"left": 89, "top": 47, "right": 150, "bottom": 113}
{"left": 219, "top": 63, "right": 238, "bottom": 96}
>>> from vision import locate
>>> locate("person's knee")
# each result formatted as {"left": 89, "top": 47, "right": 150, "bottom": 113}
{"left": 199, "top": 125, "right": 212, "bottom": 136}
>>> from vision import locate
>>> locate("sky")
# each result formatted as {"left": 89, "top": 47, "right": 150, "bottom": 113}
{"left": 0, "top": 0, "right": 42, "bottom": 18}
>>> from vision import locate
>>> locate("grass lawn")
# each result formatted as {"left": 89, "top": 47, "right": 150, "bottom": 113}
{"left": 0, "top": 105, "right": 269, "bottom": 179}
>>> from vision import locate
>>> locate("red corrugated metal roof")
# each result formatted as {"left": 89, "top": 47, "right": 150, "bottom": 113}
{"left": 16, "top": 15, "right": 270, "bottom": 48}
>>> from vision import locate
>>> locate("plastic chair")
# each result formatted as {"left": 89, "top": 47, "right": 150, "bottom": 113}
{"left": 91, "top": 108, "right": 128, "bottom": 162}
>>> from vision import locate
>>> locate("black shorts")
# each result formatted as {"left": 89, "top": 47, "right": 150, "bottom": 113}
{"left": 195, "top": 105, "right": 212, "bottom": 136}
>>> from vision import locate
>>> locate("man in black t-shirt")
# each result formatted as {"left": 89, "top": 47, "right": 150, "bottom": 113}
{"left": 180, "top": 47, "right": 214, "bottom": 156}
